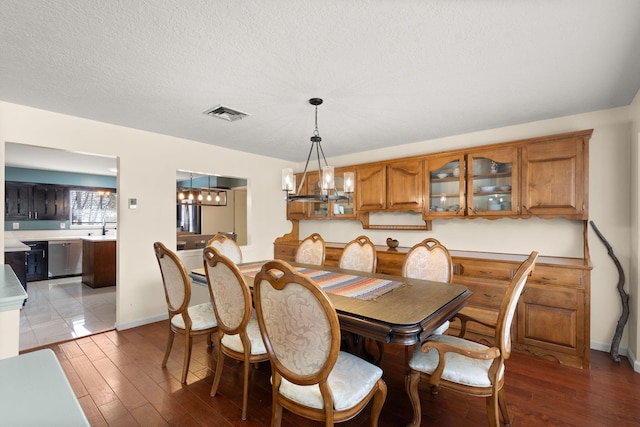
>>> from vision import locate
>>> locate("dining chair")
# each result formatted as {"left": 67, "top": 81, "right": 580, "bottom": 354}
{"left": 402, "top": 238, "right": 453, "bottom": 283}
{"left": 295, "top": 233, "right": 326, "bottom": 265}
{"left": 202, "top": 246, "right": 268, "bottom": 421}
{"left": 207, "top": 232, "right": 243, "bottom": 264}
{"left": 153, "top": 242, "right": 217, "bottom": 384}
{"left": 402, "top": 238, "right": 453, "bottom": 336}
{"left": 253, "top": 260, "right": 387, "bottom": 427}
{"left": 339, "top": 235, "right": 377, "bottom": 273}
{"left": 405, "top": 251, "right": 538, "bottom": 427}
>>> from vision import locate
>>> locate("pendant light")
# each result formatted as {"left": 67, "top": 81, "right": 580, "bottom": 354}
{"left": 281, "top": 98, "right": 353, "bottom": 204}
{"left": 206, "top": 175, "right": 212, "bottom": 202}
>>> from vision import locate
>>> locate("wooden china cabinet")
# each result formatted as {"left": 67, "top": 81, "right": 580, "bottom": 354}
{"left": 356, "top": 158, "right": 423, "bottom": 212}
{"left": 276, "top": 129, "right": 593, "bottom": 369}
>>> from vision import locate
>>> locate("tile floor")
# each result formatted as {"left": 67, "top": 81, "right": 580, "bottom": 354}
{"left": 19, "top": 276, "right": 116, "bottom": 351}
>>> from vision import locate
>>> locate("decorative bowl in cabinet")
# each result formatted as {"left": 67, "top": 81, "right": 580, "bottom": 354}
{"left": 480, "top": 186, "right": 497, "bottom": 192}
{"left": 436, "top": 173, "right": 448, "bottom": 179}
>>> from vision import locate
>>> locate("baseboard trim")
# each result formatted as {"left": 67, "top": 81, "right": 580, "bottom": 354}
{"left": 116, "top": 312, "right": 168, "bottom": 331}
{"left": 591, "top": 340, "right": 639, "bottom": 372}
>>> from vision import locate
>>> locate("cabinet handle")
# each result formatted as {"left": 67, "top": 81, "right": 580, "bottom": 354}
{"left": 480, "top": 270, "right": 493, "bottom": 275}
{"left": 541, "top": 276, "right": 557, "bottom": 281}
{"left": 483, "top": 293, "right": 496, "bottom": 298}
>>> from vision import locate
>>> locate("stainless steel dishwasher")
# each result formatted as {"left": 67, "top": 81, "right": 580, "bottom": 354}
{"left": 48, "top": 240, "right": 83, "bottom": 278}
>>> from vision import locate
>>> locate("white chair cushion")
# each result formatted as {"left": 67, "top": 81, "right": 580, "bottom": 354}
{"left": 408, "top": 334, "right": 503, "bottom": 388}
{"left": 220, "top": 312, "right": 266, "bottom": 355}
{"left": 278, "top": 351, "right": 383, "bottom": 411}
{"left": 431, "top": 320, "right": 450, "bottom": 335}
{"left": 171, "top": 303, "right": 217, "bottom": 331}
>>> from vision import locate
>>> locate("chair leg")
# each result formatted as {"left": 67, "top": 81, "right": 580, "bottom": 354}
{"left": 486, "top": 393, "right": 500, "bottom": 427}
{"left": 498, "top": 388, "right": 511, "bottom": 426}
{"left": 241, "top": 352, "right": 250, "bottom": 420}
{"left": 405, "top": 370, "right": 422, "bottom": 427}
{"left": 271, "top": 395, "right": 283, "bottom": 427}
{"left": 210, "top": 345, "right": 225, "bottom": 397}
{"left": 370, "top": 378, "right": 387, "bottom": 427}
{"left": 162, "top": 328, "right": 175, "bottom": 368}
{"left": 181, "top": 333, "right": 193, "bottom": 384}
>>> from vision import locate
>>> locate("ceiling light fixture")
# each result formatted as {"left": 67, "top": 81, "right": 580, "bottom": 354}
{"left": 282, "top": 98, "right": 354, "bottom": 204}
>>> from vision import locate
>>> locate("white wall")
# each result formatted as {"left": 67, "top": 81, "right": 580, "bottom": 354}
{"left": 0, "top": 101, "right": 295, "bottom": 329}
{"left": 303, "top": 105, "right": 635, "bottom": 360}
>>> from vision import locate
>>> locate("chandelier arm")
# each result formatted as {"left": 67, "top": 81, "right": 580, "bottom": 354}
{"left": 315, "top": 141, "right": 323, "bottom": 184}
{"left": 297, "top": 141, "right": 315, "bottom": 194}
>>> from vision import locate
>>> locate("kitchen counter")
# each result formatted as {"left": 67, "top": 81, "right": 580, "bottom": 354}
{"left": 0, "top": 265, "right": 27, "bottom": 312}
{"left": 81, "top": 235, "right": 117, "bottom": 242}
{"left": 0, "top": 349, "right": 90, "bottom": 425}
{"left": 3, "top": 239, "right": 31, "bottom": 253}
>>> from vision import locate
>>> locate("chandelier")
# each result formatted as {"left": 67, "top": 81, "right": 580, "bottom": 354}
{"left": 282, "top": 98, "right": 354, "bottom": 203}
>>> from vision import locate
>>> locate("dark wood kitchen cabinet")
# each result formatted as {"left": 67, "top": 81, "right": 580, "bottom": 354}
{"left": 5, "top": 182, "right": 33, "bottom": 219}
{"left": 5, "top": 182, "right": 70, "bottom": 220}
{"left": 32, "top": 185, "right": 70, "bottom": 220}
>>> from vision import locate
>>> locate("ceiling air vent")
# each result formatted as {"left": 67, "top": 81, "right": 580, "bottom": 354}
{"left": 203, "top": 105, "right": 250, "bottom": 122}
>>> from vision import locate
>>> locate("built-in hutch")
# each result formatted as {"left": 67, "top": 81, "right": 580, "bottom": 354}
{"left": 275, "top": 129, "right": 593, "bottom": 369}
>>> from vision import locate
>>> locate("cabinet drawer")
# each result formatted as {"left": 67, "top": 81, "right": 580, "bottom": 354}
{"left": 454, "top": 259, "right": 514, "bottom": 281}
{"left": 453, "top": 277, "right": 506, "bottom": 309}
{"left": 529, "top": 265, "right": 584, "bottom": 288}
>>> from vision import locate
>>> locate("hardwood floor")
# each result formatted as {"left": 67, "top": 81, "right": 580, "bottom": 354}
{"left": 30, "top": 320, "right": 640, "bottom": 426}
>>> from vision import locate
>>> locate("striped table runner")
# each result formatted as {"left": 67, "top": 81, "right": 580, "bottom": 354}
{"left": 239, "top": 263, "right": 404, "bottom": 301}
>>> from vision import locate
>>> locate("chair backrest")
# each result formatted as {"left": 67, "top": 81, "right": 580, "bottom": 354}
{"left": 339, "top": 235, "right": 377, "bottom": 273}
{"left": 154, "top": 241, "right": 190, "bottom": 318}
{"left": 402, "top": 238, "right": 453, "bottom": 283}
{"left": 254, "top": 260, "right": 340, "bottom": 387}
{"left": 295, "top": 233, "right": 326, "bottom": 265}
{"left": 203, "top": 246, "right": 251, "bottom": 334}
{"left": 207, "top": 233, "right": 243, "bottom": 264}
{"left": 495, "top": 251, "right": 538, "bottom": 359}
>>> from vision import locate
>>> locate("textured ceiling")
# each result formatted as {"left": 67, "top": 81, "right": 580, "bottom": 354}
{"left": 1, "top": 0, "right": 640, "bottom": 163}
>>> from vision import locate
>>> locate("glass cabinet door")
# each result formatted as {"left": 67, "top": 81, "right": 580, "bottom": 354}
{"left": 425, "top": 154, "right": 465, "bottom": 217}
{"left": 332, "top": 172, "right": 356, "bottom": 218}
{"left": 467, "top": 147, "right": 518, "bottom": 217}
{"left": 305, "top": 172, "right": 329, "bottom": 218}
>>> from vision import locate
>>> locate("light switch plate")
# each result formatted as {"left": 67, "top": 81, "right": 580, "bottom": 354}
{"left": 128, "top": 198, "right": 137, "bottom": 209}
{"left": 12, "top": 222, "right": 19, "bottom": 229}
{"left": 60, "top": 223, "right": 66, "bottom": 229}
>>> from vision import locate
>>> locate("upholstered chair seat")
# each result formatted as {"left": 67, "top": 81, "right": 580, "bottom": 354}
{"left": 170, "top": 303, "right": 216, "bottom": 331}
{"left": 408, "top": 334, "right": 504, "bottom": 387}
{"left": 219, "top": 312, "right": 266, "bottom": 355}
{"left": 279, "top": 350, "right": 383, "bottom": 411}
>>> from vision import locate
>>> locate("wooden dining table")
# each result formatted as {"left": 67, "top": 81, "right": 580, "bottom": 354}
{"left": 191, "top": 260, "right": 471, "bottom": 347}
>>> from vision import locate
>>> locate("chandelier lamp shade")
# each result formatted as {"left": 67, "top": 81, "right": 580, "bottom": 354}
{"left": 282, "top": 98, "right": 354, "bottom": 204}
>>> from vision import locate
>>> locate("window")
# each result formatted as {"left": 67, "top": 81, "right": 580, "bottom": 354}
{"left": 70, "top": 189, "right": 117, "bottom": 225}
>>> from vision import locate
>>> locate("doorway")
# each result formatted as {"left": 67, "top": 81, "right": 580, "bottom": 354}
{"left": 4, "top": 142, "right": 118, "bottom": 350}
